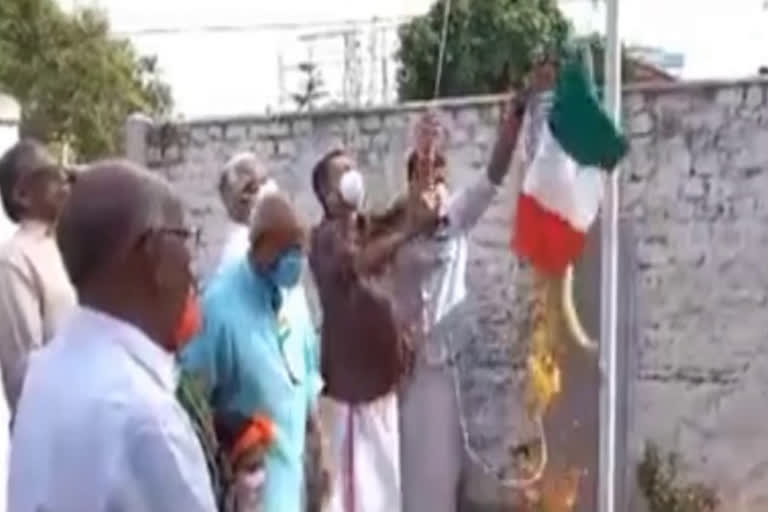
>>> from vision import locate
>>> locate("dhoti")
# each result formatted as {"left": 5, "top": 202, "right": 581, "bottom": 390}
{"left": 323, "top": 393, "right": 401, "bottom": 512}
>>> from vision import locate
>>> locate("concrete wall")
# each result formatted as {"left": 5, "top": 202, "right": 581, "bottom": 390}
{"left": 132, "top": 79, "right": 768, "bottom": 510}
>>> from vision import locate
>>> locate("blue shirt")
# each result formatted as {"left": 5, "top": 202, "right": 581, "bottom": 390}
{"left": 180, "top": 258, "right": 322, "bottom": 512}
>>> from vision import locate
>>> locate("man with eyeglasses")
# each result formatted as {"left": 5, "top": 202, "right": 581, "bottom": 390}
{"left": 9, "top": 160, "right": 216, "bottom": 511}
{"left": 0, "top": 139, "right": 77, "bottom": 413}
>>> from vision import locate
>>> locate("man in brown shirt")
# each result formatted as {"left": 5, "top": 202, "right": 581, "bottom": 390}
{"left": 308, "top": 149, "right": 438, "bottom": 512}
{"left": 0, "top": 140, "right": 76, "bottom": 413}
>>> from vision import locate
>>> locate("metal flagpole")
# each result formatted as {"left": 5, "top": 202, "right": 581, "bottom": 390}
{"left": 598, "top": 0, "right": 622, "bottom": 511}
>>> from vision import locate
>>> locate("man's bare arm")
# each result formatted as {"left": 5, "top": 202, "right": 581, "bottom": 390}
{"left": 487, "top": 62, "right": 556, "bottom": 186}
{"left": 354, "top": 198, "right": 437, "bottom": 275}
{"left": 486, "top": 94, "right": 530, "bottom": 186}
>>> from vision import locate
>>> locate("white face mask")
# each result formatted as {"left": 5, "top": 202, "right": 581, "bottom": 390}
{"left": 339, "top": 169, "right": 365, "bottom": 209}
{"left": 256, "top": 178, "right": 279, "bottom": 200}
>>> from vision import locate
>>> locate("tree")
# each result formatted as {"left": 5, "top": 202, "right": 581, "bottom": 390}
{"left": 291, "top": 62, "right": 328, "bottom": 112}
{"left": 396, "top": 0, "right": 570, "bottom": 101}
{"left": 0, "top": 0, "right": 172, "bottom": 160}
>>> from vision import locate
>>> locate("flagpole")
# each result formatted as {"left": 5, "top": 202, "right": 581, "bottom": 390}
{"left": 598, "top": 0, "right": 622, "bottom": 511}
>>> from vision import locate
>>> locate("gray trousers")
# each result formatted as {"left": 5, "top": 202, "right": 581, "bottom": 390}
{"left": 399, "top": 363, "right": 464, "bottom": 512}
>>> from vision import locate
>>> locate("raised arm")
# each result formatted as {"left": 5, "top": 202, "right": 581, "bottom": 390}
{"left": 447, "top": 62, "right": 557, "bottom": 233}
{"left": 322, "top": 199, "right": 438, "bottom": 278}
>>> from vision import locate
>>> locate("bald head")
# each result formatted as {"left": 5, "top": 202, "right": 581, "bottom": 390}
{"left": 219, "top": 152, "right": 270, "bottom": 224}
{"left": 56, "top": 159, "right": 180, "bottom": 288}
{"left": 249, "top": 192, "right": 306, "bottom": 268}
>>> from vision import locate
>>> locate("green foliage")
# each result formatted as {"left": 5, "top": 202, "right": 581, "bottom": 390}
{"left": 637, "top": 441, "right": 720, "bottom": 512}
{"left": 396, "top": 0, "right": 570, "bottom": 101}
{"left": 0, "top": 0, "right": 172, "bottom": 160}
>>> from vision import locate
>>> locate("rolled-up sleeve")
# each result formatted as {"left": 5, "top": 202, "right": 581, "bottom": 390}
{"left": 0, "top": 261, "right": 42, "bottom": 411}
{"left": 445, "top": 174, "right": 498, "bottom": 235}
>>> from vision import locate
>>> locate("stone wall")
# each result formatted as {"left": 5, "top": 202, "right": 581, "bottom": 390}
{"left": 132, "top": 79, "right": 768, "bottom": 510}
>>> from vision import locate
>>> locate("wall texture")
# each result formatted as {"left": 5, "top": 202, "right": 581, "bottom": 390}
{"left": 131, "top": 79, "right": 768, "bottom": 510}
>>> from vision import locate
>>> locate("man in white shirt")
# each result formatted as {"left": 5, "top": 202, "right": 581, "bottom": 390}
{"left": 217, "top": 152, "right": 276, "bottom": 270}
{"left": 396, "top": 75, "right": 548, "bottom": 511}
{"left": 0, "top": 140, "right": 77, "bottom": 412}
{"left": 9, "top": 160, "right": 217, "bottom": 512}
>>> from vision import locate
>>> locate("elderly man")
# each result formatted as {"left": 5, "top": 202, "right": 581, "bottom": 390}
{"left": 181, "top": 192, "right": 324, "bottom": 512}
{"left": 217, "top": 152, "right": 277, "bottom": 270}
{"left": 309, "top": 149, "right": 438, "bottom": 512}
{"left": 395, "top": 75, "right": 548, "bottom": 511}
{"left": 8, "top": 161, "right": 217, "bottom": 512}
{"left": 0, "top": 139, "right": 76, "bottom": 412}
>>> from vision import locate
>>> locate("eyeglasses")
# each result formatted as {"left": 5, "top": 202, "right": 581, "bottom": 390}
{"left": 138, "top": 225, "right": 202, "bottom": 253}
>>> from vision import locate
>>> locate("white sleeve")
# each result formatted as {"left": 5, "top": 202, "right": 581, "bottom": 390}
{"left": 445, "top": 174, "right": 498, "bottom": 235}
{"left": 112, "top": 414, "right": 217, "bottom": 512}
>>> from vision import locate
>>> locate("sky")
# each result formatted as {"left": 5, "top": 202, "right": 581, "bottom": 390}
{"left": 58, "top": 0, "right": 768, "bottom": 119}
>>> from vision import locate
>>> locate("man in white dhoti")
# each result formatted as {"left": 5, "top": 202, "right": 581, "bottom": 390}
{"left": 308, "top": 149, "right": 439, "bottom": 512}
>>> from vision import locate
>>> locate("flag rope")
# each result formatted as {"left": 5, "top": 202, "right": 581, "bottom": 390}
{"left": 433, "top": 0, "right": 452, "bottom": 99}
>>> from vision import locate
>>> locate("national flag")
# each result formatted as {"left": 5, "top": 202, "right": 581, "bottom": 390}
{"left": 512, "top": 53, "right": 629, "bottom": 274}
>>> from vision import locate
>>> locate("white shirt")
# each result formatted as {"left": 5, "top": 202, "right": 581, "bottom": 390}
{"left": 391, "top": 174, "right": 498, "bottom": 366}
{"left": 218, "top": 221, "right": 250, "bottom": 270}
{"left": 8, "top": 307, "right": 217, "bottom": 512}
{"left": 0, "top": 368, "right": 8, "bottom": 512}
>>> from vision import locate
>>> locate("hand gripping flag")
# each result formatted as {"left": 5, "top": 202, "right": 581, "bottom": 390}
{"left": 513, "top": 52, "right": 629, "bottom": 274}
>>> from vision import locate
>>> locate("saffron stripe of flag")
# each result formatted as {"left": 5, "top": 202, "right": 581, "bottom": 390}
{"left": 512, "top": 51, "right": 629, "bottom": 274}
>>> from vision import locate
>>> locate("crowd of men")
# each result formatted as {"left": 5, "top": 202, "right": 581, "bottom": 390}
{"left": 0, "top": 66, "right": 549, "bottom": 512}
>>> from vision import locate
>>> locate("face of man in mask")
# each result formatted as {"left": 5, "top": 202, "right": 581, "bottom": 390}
{"left": 322, "top": 153, "right": 365, "bottom": 216}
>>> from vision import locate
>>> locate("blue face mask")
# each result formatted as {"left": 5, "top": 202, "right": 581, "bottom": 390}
{"left": 269, "top": 247, "right": 303, "bottom": 289}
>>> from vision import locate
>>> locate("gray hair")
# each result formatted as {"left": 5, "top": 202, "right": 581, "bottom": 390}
{"left": 218, "top": 152, "right": 267, "bottom": 198}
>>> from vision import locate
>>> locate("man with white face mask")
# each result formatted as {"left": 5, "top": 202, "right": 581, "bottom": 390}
{"left": 308, "top": 149, "right": 439, "bottom": 512}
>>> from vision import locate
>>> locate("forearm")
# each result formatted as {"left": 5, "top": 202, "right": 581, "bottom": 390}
{"left": 486, "top": 95, "right": 528, "bottom": 186}
{"left": 355, "top": 225, "right": 415, "bottom": 275}
{"left": 305, "top": 408, "right": 330, "bottom": 512}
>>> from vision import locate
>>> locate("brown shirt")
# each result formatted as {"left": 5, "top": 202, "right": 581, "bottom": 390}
{"left": 0, "top": 221, "right": 77, "bottom": 411}
{"left": 309, "top": 217, "right": 407, "bottom": 404}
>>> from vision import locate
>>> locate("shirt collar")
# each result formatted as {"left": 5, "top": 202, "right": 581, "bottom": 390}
{"left": 18, "top": 219, "right": 54, "bottom": 237}
{"left": 238, "top": 259, "right": 282, "bottom": 312}
{"left": 75, "top": 306, "right": 178, "bottom": 392}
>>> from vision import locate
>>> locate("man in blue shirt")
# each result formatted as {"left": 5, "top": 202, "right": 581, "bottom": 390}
{"left": 181, "top": 193, "right": 324, "bottom": 512}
